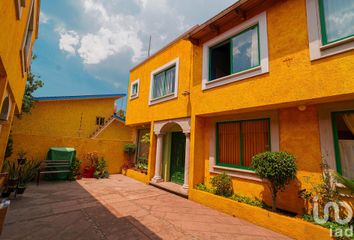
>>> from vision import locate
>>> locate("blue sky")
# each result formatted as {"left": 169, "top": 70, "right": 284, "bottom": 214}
{"left": 32, "top": 0, "right": 235, "bottom": 99}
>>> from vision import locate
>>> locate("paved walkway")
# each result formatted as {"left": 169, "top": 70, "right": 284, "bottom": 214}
{"left": 2, "top": 175, "right": 290, "bottom": 240}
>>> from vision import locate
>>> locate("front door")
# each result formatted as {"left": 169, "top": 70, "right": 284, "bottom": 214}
{"left": 170, "top": 132, "right": 185, "bottom": 185}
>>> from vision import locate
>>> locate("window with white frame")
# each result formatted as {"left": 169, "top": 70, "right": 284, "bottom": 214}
{"left": 202, "top": 12, "right": 268, "bottom": 90}
{"left": 306, "top": 0, "right": 354, "bottom": 60}
{"left": 318, "top": 0, "right": 354, "bottom": 45}
{"left": 20, "top": 0, "right": 35, "bottom": 74}
{"left": 210, "top": 25, "right": 260, "bottom": 81}
{"left": 130, "top": 79, "right": 139, "bottom": 99}
{"left": 149, "top": 58, "right": 179, "bottom": 105}
{"left": 15, "top": 0, "right": 26, "bottom": 20}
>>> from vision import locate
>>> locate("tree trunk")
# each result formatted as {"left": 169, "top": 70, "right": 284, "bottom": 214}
{"left": 271, "top": 189, "right": 277, "bottom": 212}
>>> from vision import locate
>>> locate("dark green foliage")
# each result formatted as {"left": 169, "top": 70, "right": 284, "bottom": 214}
{"left": 124, "top": 144, "right": 136, "bottom": 154}
{"left": 196, "top": 183, "right": 265, "bottom": 208}
{"left": 5, "top": 134, "right": 13, "bottom": 159}
{"left": 230, "top": 194, "right": 265, "bottom": 208}
{"left": 70, "top": 157, "right": 82, "bottom": 180}
{"left": 21, "top": 55, "right": 44, "bottom": 115}
{"left": 94, "top": 158, "right": 109, "bottom": 179}
{"left": 335, "top": 172, "right": 354, "bottom": 193}
{"left": 18, "top": 160, "right": 41, "bottom": 187}
{"left": 252, "top": 151, "right": 297, "bottom": 211}
{"left": 210, "top": 173, "right": 233, "bottom": 197}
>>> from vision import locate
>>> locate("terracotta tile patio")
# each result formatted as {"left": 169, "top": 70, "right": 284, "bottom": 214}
{"left": 2, "top": 175, "right": 291, "bottom": 239}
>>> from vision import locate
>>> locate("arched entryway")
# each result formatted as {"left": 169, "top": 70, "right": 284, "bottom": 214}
{"left": 152, "top": 118, "right": 191, "bottom": 193}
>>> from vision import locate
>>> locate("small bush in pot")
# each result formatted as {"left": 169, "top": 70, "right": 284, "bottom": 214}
{"left": 70, "top": 157, "right": 82, "bottom": 180}
{"left": 210, "top": 172, "right": 233, "bottom": 197}
{"left": 94, "top": 158, "right": 109, "bottom": 179}
{"left": 17, "top": 160, "right": 41, "bottom": 194}
{"left": 252, "top": 151, "right": 297, "bottom": 212}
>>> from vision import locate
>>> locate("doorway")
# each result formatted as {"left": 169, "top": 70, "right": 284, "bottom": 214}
{"left": 170, "top": 132, "right": 186, "bottom": 185}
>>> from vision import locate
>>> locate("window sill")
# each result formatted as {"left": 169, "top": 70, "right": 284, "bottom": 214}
{"left": 203, "top": 65, "right": 263, "bottom": 90}
{"left": 149, "top": 93, "right": 176, "bottom": 105}
{"left": 212, "top": 165, "right": 265, "bottom": 183}
{"left": 130, "top": 94, "right": 138, "bottom": 100}
{"left": 320, "top": 36, "right": 354, "bottom": 51}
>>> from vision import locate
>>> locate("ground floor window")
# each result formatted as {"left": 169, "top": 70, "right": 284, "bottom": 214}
{"left": 216, "top": 118, "right": 270, "bottom": 169}
{"left": 135, "top": 129, "right": 150, "bottom": 173}
{"left": 332, "top": 111, "right": 354, "bottom": 179}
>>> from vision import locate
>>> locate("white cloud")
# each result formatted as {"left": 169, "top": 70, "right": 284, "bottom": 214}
{"left": 39, "top": 11, "right": 49, "bottom": 24}
{"left": 57, "top": 28, "right": 80, "bottom": 55}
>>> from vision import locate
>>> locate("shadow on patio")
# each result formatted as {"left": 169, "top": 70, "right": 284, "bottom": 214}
{"left": 2, "top": 179, "right": 161, "bottom": 240}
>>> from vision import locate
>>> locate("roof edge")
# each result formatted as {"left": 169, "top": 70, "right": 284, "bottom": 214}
{"left": 130, "top": 25, "right": 199, "bottom": 72}
{"left": 34, "top": 93, "right": 126, "bottom": 101}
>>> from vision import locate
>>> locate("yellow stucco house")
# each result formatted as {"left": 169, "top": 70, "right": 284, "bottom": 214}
{"left": 0, "top": 0, "right": 40, "bottom": 167}
{"left": 11, "top": 94, "right": 133, "bottom": 173}
{"left": 126, "top": 0, "right": 354, "bottom": 236}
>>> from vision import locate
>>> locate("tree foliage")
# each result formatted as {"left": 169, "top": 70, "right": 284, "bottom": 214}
{"left": 252, "top": 151, "right": 297, "bottom": 211}
{"left": 21, "top": 55, "right": 44, "bottom": 114}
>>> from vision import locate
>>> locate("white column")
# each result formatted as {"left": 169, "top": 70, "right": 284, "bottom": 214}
{"left": 182, "top": 132, "right": 190, "bottom": 191}
{"left": 152, "top": 133, "right": 164, "bottom": 183}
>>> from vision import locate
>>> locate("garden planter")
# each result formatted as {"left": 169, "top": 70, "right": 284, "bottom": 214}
{"left": 7, "top": 179, "right": 18, "bottom": 188}
{"left": 17, "top": 158, "right": 26, "bottom": 165}
{"left": 16, "top": 187, "right": 26, "bottom": 194}
{"left": 1, "top": 190, "right": 10, "bottom": 198}
{"left": 83, "top": 166, "right": 95, "bottom": 178}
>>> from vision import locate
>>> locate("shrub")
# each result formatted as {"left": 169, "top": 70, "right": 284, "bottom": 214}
{"left": 230, "top": 194, "right": 265, "bottom": 208}
{"left": 70, "top": 157, "right": 82, "bottom": 180}
{"left": 210, "top": 173, "right": 233, "bottom": 197}
{"left": 252, "top": 151, "right": 297, "bottom": 211}
{"left": 94, "top": 158, "right": 109, "bottom": 179}
{"left": 196, "top": 183, "right": 214, "bottom": 193}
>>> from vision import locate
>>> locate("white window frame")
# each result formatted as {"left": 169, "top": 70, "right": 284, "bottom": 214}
{"left": 149, "top": 58, "right": 179, "bottom": 105}
{"left": 202, "top": 12, "right": 269, "bottom": 91}
{"left": 306, "top": 0, "right": 354, "bottom": 61}
{"left": 130, "top": 79, "right": 140, "bottom": 100}
{"left": 0, "top": 89, "right": 12, "bottom": 122}
{"left": 20, "top": 0, "right": 35, "bottom": 75}
{"left": 15, "top": 0, "right": 26, "bottom": 20}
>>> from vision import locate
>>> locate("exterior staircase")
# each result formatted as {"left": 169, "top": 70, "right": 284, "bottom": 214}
{"left": 89, "top": 114, "right": 124, "bottom": 139}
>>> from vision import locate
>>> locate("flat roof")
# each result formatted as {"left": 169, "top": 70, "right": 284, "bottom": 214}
{"left": 34, "top": 93, "right": 126, "bottom": 101}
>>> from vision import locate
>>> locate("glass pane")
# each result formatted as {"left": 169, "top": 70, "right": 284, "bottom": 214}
{"left": 322, "top": 0, "right": 354, "bottom": 43}
{"left": 232, "top": 26, "right": 259, "bottom": 73}
{"left": 241, "top": 119, "right": 270, "bottom": 167}
{"left": 334, "top": 112, "right": 354, "bottom": 179}
{"left": 136, "top": 129, "right": 150, "bottom": 168}
{"left": 165, "top": 67, "right": 176, "bottom": 95}
{"left": 132, "top": 84, "right": 138, "bottom": 95}
{"left": 210, "top": 42, "right": 231, "bottom": 80}
{"left": 153, "top": 71, "right": 166, "bottom": 99}
{"left": 218, "top": 122, "right": 241, "bottom": 166}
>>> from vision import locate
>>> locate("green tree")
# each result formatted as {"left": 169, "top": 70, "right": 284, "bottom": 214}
{"left": 252, "top": 151, "right": 297, "bottom": 211}
{"left": 21, "top": 55, "right": 44, "bottom": 114}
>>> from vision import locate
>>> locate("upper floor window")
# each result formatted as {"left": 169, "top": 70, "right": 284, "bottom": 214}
{"left": 15, "top": 0, "right": 26, "bottom": 20}
{"left": 96, "top": 117, "right": 105, "bottom": 126}
{"left": 202, "top": 12, "right": 268, "bottom": 90}
{"left": 210, "top": 25, "right": 260, "bottom": 81}
{"left": 130, "top": 79, "right": 139, "bottom": 100}
{"left": 20, "top": 0, "right": 35, "bottom": 74}
{"left": 149, "top": 58, "right": 179, "bottom": 105}
{"left": 306, "top": 0, "right": 354, "bottom": 60}
{"left": 319, "top": 0, "right": 354, "bottom": 45}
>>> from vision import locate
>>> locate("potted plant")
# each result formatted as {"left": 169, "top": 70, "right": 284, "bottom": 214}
{"left": 83, "top": 152, "right": 98, "bottom": 178}
{"left": 17, "top": 160, "right": 41, "bottom": 194}
{"left": 124, "top": 144, "right": 136, "bottom": 168}
{"left": 17, "top": 150, "right": 27, "bottom": 165}
{"left": 70, "top": 157, "right": 82, "bottom": 180}
{"left": 3, "top": 160, "right": 19, "bottom": 191}
{"left": 93, "top": 158, "right": 109, "bottom": 179}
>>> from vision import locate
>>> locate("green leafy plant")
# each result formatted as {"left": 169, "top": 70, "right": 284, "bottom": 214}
{"left": 20, "top": 54, "right": 44, "bottom": 115}
{"left": 94, "top": 158, "right": 109, "bottom": 179}
{"left": 196, "top": 183, "right": 214, "bottom": 193}
{"left": 70, "top": 157, "right": 82, "bottom": 180}
{"left": 210, "top": 173, "right": 233, "bottom": 197}
{"left": 2, "top": 159, "right": 19, "bottom": 181}
{"left": 252, "top": 151, "right": 297, "bottom": 211}
{"left": 18, "top": 160, "right": 41, "bottom": 187}
{"left": 124, "top": 144, "right": 136, "bottom": 167}
{"left": 335, "top": 172, "right": 354, "bottom": 193}
{"left": 230, "top": 194, "right": 265, "bottom": 208}
{"left": 5, "top": 133, "right": 13, "bottom": 159}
